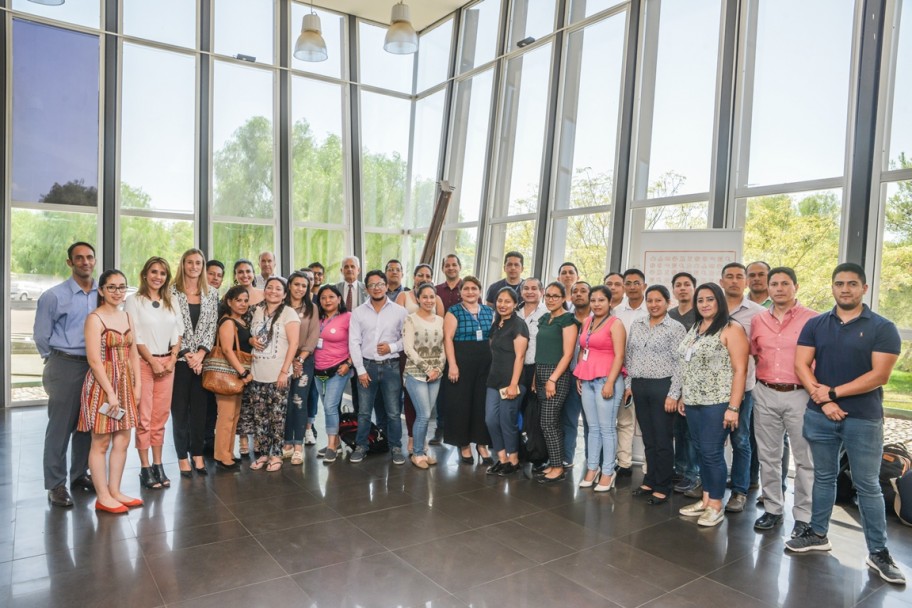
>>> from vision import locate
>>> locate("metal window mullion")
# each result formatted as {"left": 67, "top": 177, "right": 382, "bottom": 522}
{"left": 2, "top": 2, "right": 9, "bottom": 407}
{"left": 728, "top": 0, "right": 758, "bottom": 223}
{"left": 710, "top": 0, "right": 739, "bottom": 229}
{"left": 609, "top": 0, "right": 641, "bottom": 271}
{"left": 198, "top": 0, "right": 211, "bottom": 255}
{"left": 348, "top": 17, "right": 363, "bottom": 262}
{"left": 278, "top": 0, "right": 291, "bottom": 275}
{"left": 432, "top": 12, "right": 460, "bottom": 271}
{"left": 102, "top": 0, "right": 118, "bottom": 270}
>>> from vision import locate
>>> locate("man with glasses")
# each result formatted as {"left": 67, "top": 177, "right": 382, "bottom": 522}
{"left": 348, "top": 270, "right": 408, "bottom": 465}
{"left": 612, "top": 269, "right": 649, "bottom": 476}
{"left": 34, "top": 242, "right": 98, "bottom": 507}
{"left": 308, "top": 262, "right": 325, "bottom": 304}
{"left": 385, "top": 259, "right": 409, "bottom": 301}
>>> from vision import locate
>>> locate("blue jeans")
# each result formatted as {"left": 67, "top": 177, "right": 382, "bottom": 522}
{"left": 355, "top": 359, "right": 403, "bottom": 450}
{"left": 314, "top": 369, "right": 351, "bottom": 436}
{"left": 405, "top": 374, "right": 440, "bottom": 457}
{"left": 729, "top": 390, "right": 753, "bottom": 494}
{"left": 685, "top": 402, "right": 729, "bottom": 500}
{"left": 284, "top": 356, "right": 315, "bottom": 445}
{"left": 803, "top": 409, "right": 887, "bottom": 553}
{"left": 674, "top": 413, "right": 700, "bottom": 482}
{"left": 485, "top": 386, "right": 526, "bottom": 455}
{"left": 561, "top": 387, "right": 583, "bottom": 465}
{"left": 580, "top": 377, "right": 624, "bottom": 475}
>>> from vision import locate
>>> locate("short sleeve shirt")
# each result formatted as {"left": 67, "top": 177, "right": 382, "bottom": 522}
{"left": 535, "top": 312, "right": 579, "bottom": 366}
{"left": 797, "top": 305, "right": 901, "bottom": 420}
{"left": 487, "top": 315, "right": 530, "bottom": 388}
{"left": 251, "top": 306, "right": 301, "bottom": 381}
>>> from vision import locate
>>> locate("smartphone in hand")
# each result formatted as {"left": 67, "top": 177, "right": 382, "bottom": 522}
{"left": 99, "top": 402, "right": 126, "bottom": 420}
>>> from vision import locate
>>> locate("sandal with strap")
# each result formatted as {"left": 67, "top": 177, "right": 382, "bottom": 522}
{"left": 291, "top": 450, "right": 303, "bottom": 465}
{"left": 266, "top": 458, "right": 283, "bottom": 472}
{"left": 250, "top": 456, "right": 268, "bottom": 470}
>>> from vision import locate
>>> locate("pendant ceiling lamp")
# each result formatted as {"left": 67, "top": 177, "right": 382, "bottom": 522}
{"left": 384, "top": 1, "right": 418, "bottom": 55}
{"left": 28, "top": 0, "right": 65, "bottom": 5}
{"left": 294, "top": 1, "right": 328, "bottom": 62}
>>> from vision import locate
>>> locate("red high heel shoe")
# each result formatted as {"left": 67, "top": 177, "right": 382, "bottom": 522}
{"left": 95, "top": 500, "right": 128, "bottom": 514}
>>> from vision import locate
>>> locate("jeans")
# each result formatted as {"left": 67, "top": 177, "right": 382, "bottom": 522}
{"left": 355, "top": 359, "right": 403, "bottom": 450}
{"left": 405, "top": 374, "right": 440, "bottom": 457}
{"left": 729, "top": 390, "right": 754, "bottom": 494}
{"left": 685, "top": 402, "right": 729, "bottom": 500}
{"left": 485, "top": 386, "right": 526, "bottom": 455}
{"left": 803, "top": 408, "right": 887, "bottom": 553}
{"left": 315, "top": 369, "right": 351, "bottom": 436}
{"left": 673, "top": 413, "right": 700, "bottom": 482}
{"left": 284, "top": 356, "right": 315, "bottom": 445}
{"left": 561, "top": 387, "right": 584, "bottom": 465}
{"left": 580, "top": 376, "right": 625, "bottom": 475}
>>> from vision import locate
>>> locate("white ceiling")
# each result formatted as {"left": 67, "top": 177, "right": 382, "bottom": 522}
{"left": 310, "top": 0, "right": 474, "bottom": 31}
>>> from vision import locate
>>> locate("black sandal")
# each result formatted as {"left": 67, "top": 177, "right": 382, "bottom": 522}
{"left": 139, "top": 467, "right": 162, "bottom": 489}
{"left": 152, "top": 463, "right": 171, "bottom": 487}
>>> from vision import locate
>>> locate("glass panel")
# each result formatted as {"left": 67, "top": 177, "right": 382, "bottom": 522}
{"left": 550, "top": 213, "right": 611, "bottom": 284}
{"left": 742, "top": 189, "right": 842, "bottom": 311}
{"left": 213, "top": 0, "right": 274, "bottom": 64}
{"left": 119, "top": 216, "right": 194, "bottom": 285}
{"left": 446, "top": 69, "right": 495, "bottom": 223}
{"left": 440, "top": 228, "right": 479, "bottom": 276}
{"left": 12, "top": 20, "right": 99, "bottom": 206}
{"left": 508, "top": 0, "right": 557, "bottom": 49}
{"left": 885, "top": 341, "right": 912, "bottom": 412}
{"left": 568, "top": 0, "right": 627, "bottom": 23}
{"left": 641, "top": 202, "right": 709, "bottom": 230}
{"left": 123, "top": 0, "right": 196, "bottom": 48}
{"left": 121, "top": 44, "right": 195, "bottom": 213}
{"left": 554, "top": 12, "right": 626, "bottom": 211}
{"left": 878, "top": 181, "right": 912, "bottom": 329}
{"left": 360, "top": 91, "right": 410, "bottom": 229}
{"left": 486, "top": 220, "right": 536, "bottom": 284}
{"left": 212, "top": 223, "right": 274, "bottom": 270}
{"left": 417, "top": 18, "right": 453, "bottom": 92}
{"left": 293, "top": 227, "right": 345, "bottom": 281}
{"left": 212, "top": 61, "right": 275, "bottom": 219}
{"left": 411, "top": 90, "right": 446, "bottom": 229}
{"left": 492, "top": 42, "right": 553, "bottom": 217}
{"left": 12, "top": 0, "right": 100, "bottom": 29}
{"left": 358, "top": 21, "right": 414, "bottom": 93}
{"left": 10, "top": 209, "right": 97, "bottom": 403}
{"left": 291, "top": 77, "right": 345, "bottom": 225}
{"left": 746, "top": 0, "right": 854, "bottom": 186}
{"left": 290, "top": 3, "right": 345, "bottom": 79}
{"left": 458, "top": 0, "right": 501, "bottom": 73}
{"left": 364, "top": 233, "right": 403, "bottom": 272}
{"left": 887, "top": 5, "right": 912, "bottom": 170}
{"left": 406, "top": 234, "right": 428, "bottom": 274}
{"left": 639, "top": 0, "right": 721, "bottom": 198}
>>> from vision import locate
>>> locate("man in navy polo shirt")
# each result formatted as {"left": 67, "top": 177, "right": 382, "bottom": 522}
{"left": 785, "top": 262, "right": 904, "bottom": 585}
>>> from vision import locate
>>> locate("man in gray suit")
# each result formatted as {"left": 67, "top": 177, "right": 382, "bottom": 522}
{"left": 335, "top": 256, "right": 367, "bottom": 311}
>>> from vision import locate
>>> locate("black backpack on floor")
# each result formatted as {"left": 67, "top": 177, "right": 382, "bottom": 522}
{"left": 519, "top": 391, "right": 548, "bottom": 464}
{"left": 881, "top": 443, "right": 912, "bottom": 513}
{"left": 338, "top": 408, "right": 390, "bottom": 454}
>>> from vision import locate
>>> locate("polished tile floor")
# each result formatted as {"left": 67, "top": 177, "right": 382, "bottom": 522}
{"left": 1, "top": 404, "right": 910, "bottom": 607}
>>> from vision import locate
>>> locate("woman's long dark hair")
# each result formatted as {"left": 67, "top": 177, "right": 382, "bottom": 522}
{"left": 694, "top": 283, "right": 730, "bottom": 336}
{"left": 492, "top": 286, "right": 519, "bottom": 325}
{"left": 317, "top": 284, "right": 346, "bottom": 320}
{"left": 261, "top": 277, "right": 288, "bottom": 344}
{"left": 218, "top": 285, "right": 249, "bottom": 318}
{"left": 286, "top": 271, "right": 315, "bottom": 319}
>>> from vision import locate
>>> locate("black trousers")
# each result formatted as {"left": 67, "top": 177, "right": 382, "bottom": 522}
{"left": 171, "top": 361, "right": 208, "bottom": 459}
{"left": 632, "top": 376, "right": 675, "bottom": 495}
{"left": 443, "top": 341, "right": 492, "bottom": 447}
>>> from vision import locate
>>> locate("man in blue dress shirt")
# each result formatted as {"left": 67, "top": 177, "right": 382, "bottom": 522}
{"left": 33, "top": 242, "right": 98, "bottom": 507}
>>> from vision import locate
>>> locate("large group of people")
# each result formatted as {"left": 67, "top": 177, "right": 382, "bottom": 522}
{"left": 33, "top": 243, "right": 906, "bottom": 585}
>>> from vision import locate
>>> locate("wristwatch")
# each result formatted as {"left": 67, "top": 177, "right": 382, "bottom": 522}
{"left": 828, "top": 388, "right": 838, "bottom": 402}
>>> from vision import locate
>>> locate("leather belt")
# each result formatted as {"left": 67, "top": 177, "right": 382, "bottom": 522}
{"left": 52, "top": 349, "right": 88, "bottom": 362}
{"left": 363, "top": 358, "right": 399, "bottom": 365}
{"left": 759, "top": 380, "right": 802, "bottom": 392}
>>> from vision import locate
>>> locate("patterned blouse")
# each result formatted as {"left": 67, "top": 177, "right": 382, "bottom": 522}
{"left": 403, "top": 313, "right": 446, "bottom": 381}
{"left": 675, "top": 324, "right": 734, "bottom": 406}
{"left": 624, "top": 314, "right": 686, "bottom": 398}
{"left": 170, "top": 285, "right": 219, "bottom": 362}
{"left": 447, "top": 303, "right": 494, "bottom": 342}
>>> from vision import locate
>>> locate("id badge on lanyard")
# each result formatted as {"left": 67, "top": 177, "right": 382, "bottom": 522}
{"left": 476, "top": 329, "right": 483, "bottom": 341}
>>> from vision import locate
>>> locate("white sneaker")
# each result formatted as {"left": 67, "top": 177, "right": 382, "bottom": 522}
{"left": 304, "top": 429, "right": 316, "bottom": 446}
{"left": 698, "top": 507, "right": 725, "bottom": 527}
{"left": 679, "top": 500, "right": 707, "bottom": 517}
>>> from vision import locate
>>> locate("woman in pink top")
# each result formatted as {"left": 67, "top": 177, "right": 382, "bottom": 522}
{"left": 313, "top": 284, "right": 353, "bottom": 463}
{"left": 573, "top": 285, "right": 627, "bottom": 492}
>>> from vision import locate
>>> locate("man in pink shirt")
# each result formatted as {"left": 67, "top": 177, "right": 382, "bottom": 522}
{"left": 750, "top": 267, "right": 818, "bottom": 537}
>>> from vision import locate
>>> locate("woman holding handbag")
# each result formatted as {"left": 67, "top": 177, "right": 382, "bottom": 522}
{"left": 248, "top": 277, "right": 300, "bottom": 472}
{"left": 211, "top": 286, "right": 254, "bottom": 469}
{"left": 124, "top": 257, "right": 183, "bottom": 489}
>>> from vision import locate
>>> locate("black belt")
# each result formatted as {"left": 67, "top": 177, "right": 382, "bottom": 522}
{"left": 52, "top": 349, "right": 88, "bottom": 362}
{"left": 151, "top": 353, "right": 173, "bottom": 357}
{"left": 759, "top": 380, "right": 802, "bottom": 392}
{"left": 363, "top": 358, "right": 399, "bottom": 365}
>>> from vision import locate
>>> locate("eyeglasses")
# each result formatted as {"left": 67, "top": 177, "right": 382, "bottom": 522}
{"left": 544, "top": 294, "right": 563, "bottom": 299}
{"left": 104, "top": 285, "right": 128, "bottom": 293}
{"left": 366, "top": 282, "right": 387, "bottom": 289}
{"left": 624, "top": 281, "right": 643, "bottom": 287}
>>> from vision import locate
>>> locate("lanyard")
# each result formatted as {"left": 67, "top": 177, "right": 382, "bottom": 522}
{"left": 584, "top": 315, "right": 608, "bottom": 351}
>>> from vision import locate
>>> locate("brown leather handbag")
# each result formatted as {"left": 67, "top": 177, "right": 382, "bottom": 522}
{"left": 202, "top": 323, "right": 252, "bottom": 396}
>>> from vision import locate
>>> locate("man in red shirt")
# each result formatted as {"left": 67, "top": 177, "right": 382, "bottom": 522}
{"left": 750, "top": 267, "right": 817, "bottom": 536}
